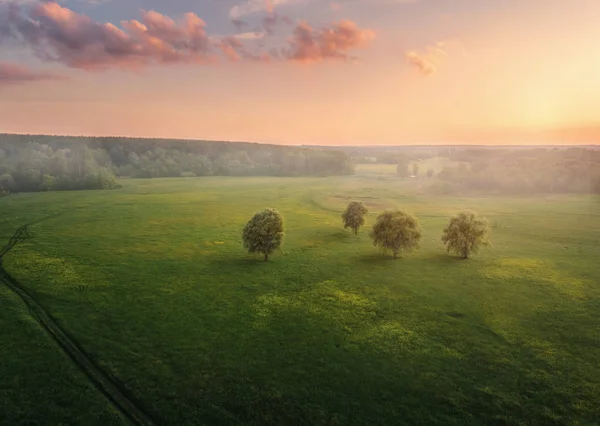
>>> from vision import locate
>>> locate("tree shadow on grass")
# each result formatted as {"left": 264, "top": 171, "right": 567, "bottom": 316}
{"left": 427, "top": 253, "right": 468, "bottom": 264}
{"left": 207, "top": 254, "right": 288, "bottom": 272}
{"left": 323, "top": 231, "right": 360, "bottom": 243}
{"left": 355, "top": 252, "right": 463, "bottom": 265}
{"left": 210, "top": 256, "right": 269, "bottom": 266}
{"left": 354, "top": 253, "right": 401, "bottom": 265}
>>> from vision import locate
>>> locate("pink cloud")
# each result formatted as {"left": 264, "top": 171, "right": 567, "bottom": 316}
{"left": 265, "top": 0, "right": 274, "bottom": 14}
{"left": 405, "top": 51, "right": 436, "bottom": 75}
{"left": 0, "top": 2, "right": 377, "bottom": 70}
{"left": 262, "top": 12, "right": 294, "bottom": 35}
{"left": 284, "top": 20, "right": 375, "bottom": 63}
{"left": 218, "top": 36, "right": 244, "bottom": 61}
{"left": 405, "top": 41, "right": 463, "bottom": 76}
{"left": 0, "top": 61, "right": 63, "bottom": 86}
{"left": 1, "top": 2, "right": 218, "bottom": 70}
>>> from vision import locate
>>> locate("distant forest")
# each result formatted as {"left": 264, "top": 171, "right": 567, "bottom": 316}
{"left": 0, "top": 134, "right": 354, "bottom": 193}
{"left": 359, "top": 145, "right": 600, "bottom": 195}
{"left": 431, "top": 147, "right": 600, "bottom": 195}
{"left": 0, "top": 133, "right": 599, "bottom": 195}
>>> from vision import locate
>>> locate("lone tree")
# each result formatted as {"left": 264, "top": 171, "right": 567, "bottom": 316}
{"left": 342, "top": 201, "right": 369, "bottom": 235}
{"left": 441, "top": 211, "right": 490, "bottom": 259}
{"left": 370, "top": 210, "right": 422, "bottom": 258}
{"left": 242, "top": 208, "right": 284, "bottom": 261}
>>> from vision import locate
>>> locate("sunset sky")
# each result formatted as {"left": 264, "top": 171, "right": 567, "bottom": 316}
{"left": 1, "top": 0, "right": 599, "bottom": 145}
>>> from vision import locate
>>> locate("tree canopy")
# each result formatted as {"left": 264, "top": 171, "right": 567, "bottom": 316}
{"left": 342, "top": 201, "right": 369, "bottom": 235}
{"left": 242, "top": 209, "right": 285, "bottom": 261}
{"left": 0, "top": 141, "right": 120, "bottom": 193}
{"left": 370, "top": 210, "right": 422, "bottom": 258}
{"left": 441, "top": 211, "right": 490, "bottom": 258}
{"left": 0, "top": 134, "right": 355, "bottom": 194}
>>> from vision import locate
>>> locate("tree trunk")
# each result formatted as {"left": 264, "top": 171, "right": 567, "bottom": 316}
{"left": 462, "top": 248, "right": 469, "bottom": 259}
{"left": 354, "top": 228, "right": 358, "bottom": 236}
{"left": 264, "top": 253, "right": 268, "bottom": 262}
{"left": 393, "top": 251, "right": 398, "bottom": 259}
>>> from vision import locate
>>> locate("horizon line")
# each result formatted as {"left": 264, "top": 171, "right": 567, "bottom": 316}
{"left": 1, "top": 132, "right": 598, "bottom": 148}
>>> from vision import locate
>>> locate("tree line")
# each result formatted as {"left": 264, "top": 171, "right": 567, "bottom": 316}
{"left": 397, "top": 147, "right": 600, "bottom": 195}
{"left": 2, "top": 134, "right": 598, "bottom": 196}
{"left": 243, "top": 202, "right": 489, "bottom": 261}
{"left": 0, "top": 134, "right": 354, "bottom": 193}
{"left": 0, "top": 141, "right": 120, "bottom": 194}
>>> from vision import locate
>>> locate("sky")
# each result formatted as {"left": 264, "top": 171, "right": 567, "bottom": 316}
{"left": 0, "top": 0, "right": 599, "bottom": 145}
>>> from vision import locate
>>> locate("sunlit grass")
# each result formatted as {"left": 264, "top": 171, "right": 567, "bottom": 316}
{"left": 1, "top": 176, "right": 599, "bottom": 425}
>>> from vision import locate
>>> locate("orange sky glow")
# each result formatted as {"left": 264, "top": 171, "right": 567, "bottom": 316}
{"left": 1, "top": 0, "right": 599, "bottom": 145}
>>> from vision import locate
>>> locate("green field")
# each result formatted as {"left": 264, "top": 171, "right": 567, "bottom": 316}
{"left": 1, "top": 171, "right": 599, "bottom": 425}
{"left": 356, "top": 157, "right": 462, "bottom": 178}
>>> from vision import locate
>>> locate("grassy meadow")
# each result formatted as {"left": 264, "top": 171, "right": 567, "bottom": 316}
{"left": 1, "top": 166, "right": 599, "bottom": 425}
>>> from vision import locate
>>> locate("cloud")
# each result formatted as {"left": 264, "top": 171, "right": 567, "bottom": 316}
{"left": 0, "top": 60, "right": 63, "bottom": 85}
{"left": 229, "top": 0, "right": 420, "bottom": 18}
{"left": 404, "top": 40, "right": 465, "bottom": 76}
{"left": 405, "top": 42, "right": 448, "bottom": 76}
{"left": 231, "top": 18, "right": 248, "bottom": 32}
{"left": 0, "top": 1, "right": 219, "bottom": 70}
{"left": 229, "top": 0, "right": 300, "bottom": 19}
{"left": 234, "top": 31, "right": 265, "bottom": 40}
{"left": 0, "top": 1, "right": 376, "bottom": 69}
{"left": 405, "top": 51, "right": 436, "bottom": 75}
{"left": 262, "top": 12, "right": 293, "bottom": 35}
{"left": 218, "top": 36, "right": 243, "bottom": 61}
{"left": 283, "top": 19, "right": 374, "bottom": 63}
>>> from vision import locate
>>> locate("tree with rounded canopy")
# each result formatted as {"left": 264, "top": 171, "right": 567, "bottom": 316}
{"left": 242, "top": 208, "right": 284, "bottom": 261}
{"left": 342, "top": 201, "right": 369, "bottom": 235}
{"left": 370, "top": 210, "right": 422, "bottom": 258}
{"left": 441, "top": 211, "right": 490, "bottom": 259}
